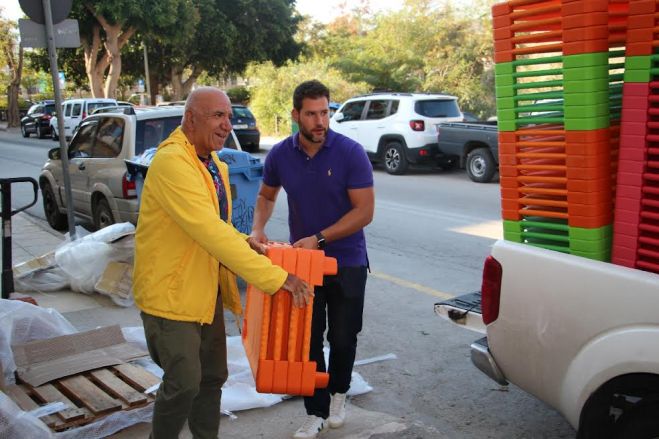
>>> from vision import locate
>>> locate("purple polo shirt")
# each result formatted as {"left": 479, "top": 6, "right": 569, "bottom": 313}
{"left": 263, "top": 129, "right": 373, "bottom": 267}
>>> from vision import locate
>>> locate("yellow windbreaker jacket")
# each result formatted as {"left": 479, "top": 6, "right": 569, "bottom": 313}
{"left": 133, "top": 127, "right": 287, "bottom": 323}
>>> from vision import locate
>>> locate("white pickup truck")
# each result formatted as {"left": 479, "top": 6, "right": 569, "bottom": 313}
{"left": 436, "top": 239, "right": 659, "bottom": 438}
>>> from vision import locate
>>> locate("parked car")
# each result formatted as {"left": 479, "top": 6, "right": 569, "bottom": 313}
{"left": 50, "top": 98, "right": 118, "bottom": 141}
{"left": 40, "top": 107, "right": 241, "bottom": 231}
{"left": 329, "top": 93, "right": 463, "bottom": 175}
{"left": 231, "top": 105, "right": 260, "bottom": 153}
{"left": 21, "top": 100, "right": 56, "bottom": 138}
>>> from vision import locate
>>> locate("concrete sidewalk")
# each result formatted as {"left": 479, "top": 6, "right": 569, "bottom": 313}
{"left": 4, "top": 213, "right": 408, "bottom": 439}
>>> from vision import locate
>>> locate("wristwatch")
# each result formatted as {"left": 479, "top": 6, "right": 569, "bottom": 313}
{"left": 315, "top": 232, "right": 326, "bottom": 250}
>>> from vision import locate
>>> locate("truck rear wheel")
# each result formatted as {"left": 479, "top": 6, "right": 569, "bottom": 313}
{"left": 614, "top": 404, "right": 659, "bottom": 439}
{"left": 466, "top": 148, "right": 496, "bottom": 183}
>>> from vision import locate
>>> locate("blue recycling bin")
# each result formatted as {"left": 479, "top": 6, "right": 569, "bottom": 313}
{"left": 126, "top": 149, "right": 263, "bottom": 234}
{"left": 124, "top": 160, "right": 149, "bottom": 205}
{"left": 217, "top": 149, "right": 264, "bottom": 234}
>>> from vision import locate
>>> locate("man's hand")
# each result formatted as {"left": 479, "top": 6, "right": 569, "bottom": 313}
{"left": 250, "top": 229, "right": 268, "bottom": 244}
{"left": 246, "top": 236, "right": 267, "bottom": 255}
{"left": 292, "top": 235, "right": 318, "bottom": 250}
{"left": 281, "top": 273, "right": 313, "bottom": 308}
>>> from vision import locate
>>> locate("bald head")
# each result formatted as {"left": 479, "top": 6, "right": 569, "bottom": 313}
{"left": 182, "top": 86, "right": 233, "bottom": 157}
{"left": 182, "top": 87, "right": 230, "bottom": 126}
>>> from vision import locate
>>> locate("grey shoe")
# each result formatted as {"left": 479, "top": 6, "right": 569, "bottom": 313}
{"left": 328, "top": 392, "right": 347, "bottom": 428}
{"left": 293, "top": 415, "right": 327, "bottom": 439}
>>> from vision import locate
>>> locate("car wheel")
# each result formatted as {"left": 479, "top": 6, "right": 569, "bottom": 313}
{"left": 383, "top": 141, "right": 408, "bottom": 175}
{"left": 41, "top": 182, "right": 68, "bottom": 231}
{"left": 466, "top": 147, "right": 496, "bottom": 183}
{"left": 93, "top": 198, "right": 115, "bottom": 230}
{"left": 21, "top": 124, "right": 29, "bottom": 138}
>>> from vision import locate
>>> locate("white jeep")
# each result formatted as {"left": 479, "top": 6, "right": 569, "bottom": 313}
{"left": 329, "top": 92, "right": 463, "bottom": 175}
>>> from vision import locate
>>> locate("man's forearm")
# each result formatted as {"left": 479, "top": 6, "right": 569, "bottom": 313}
{"left": 252, "top": 194, "right": 275, "bottom": 232}
{"left": 320, "top": 206, "right": 373, "bottom": 242}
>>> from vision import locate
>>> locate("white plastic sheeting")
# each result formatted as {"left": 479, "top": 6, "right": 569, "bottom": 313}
{"left": 14, "top": 223, "right": 135, "bottom": 306}
{"left": 0, "top": 302, "right": 386, "bottom": 437}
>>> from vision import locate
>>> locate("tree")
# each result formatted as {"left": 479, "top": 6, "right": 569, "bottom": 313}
{"left": 0, "top": 10, "right": 23, "bottom": 127}
{"left": 246, "top": 60, "right": 369, "bottom": 135}
{"left": 146, "top": 0, "right": 302, "bottom": 101}
{"left": 67, "top": 0, "right": 196, "bottom": 98}
{"left": 298, "top": 0, "right": 496, "bottom": 117}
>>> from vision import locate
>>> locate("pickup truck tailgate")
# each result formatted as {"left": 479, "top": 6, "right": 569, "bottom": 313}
{"left": 434, "top": 291, "right": 485, "bottom": 334}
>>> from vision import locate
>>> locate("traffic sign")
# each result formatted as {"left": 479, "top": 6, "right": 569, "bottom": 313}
{"left": 18, "top": 0, "right": 73, "bottom": 25}
{"left": 19, "top": 19, "right": 80, "bottom": 48}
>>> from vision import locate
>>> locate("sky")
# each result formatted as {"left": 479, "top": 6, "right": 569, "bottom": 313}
{"left": 3, "top": 0, "right": 403, "bottom": 23}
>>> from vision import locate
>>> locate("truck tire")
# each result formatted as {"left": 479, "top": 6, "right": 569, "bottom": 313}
{"left": 615, "top": 404, "right": 659, "bottom": 439}
{"left": 93, "top": 198, "right": 115, "bottom": 230}
{"left": 466, "top": 147, "right": 496, "bottom": 183}
{"left": 383, "top": 141, "right": 408, "bottom": 175}
{"left": 41, "top": 182, "right": 68, "bottom": 231}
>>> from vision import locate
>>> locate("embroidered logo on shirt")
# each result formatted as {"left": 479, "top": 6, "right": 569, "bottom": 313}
{"left": 327, "top": 168, "right": 332, "bottom": 176}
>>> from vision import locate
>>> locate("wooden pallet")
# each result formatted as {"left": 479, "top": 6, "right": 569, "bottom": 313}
{"left": 4, "top": 363, "right": 160, "bottom": 432}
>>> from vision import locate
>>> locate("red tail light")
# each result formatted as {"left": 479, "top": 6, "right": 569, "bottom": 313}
{"left": 409, "top": 120, "right": 425, "bottom": 131}
{"left": 122, "top": 173, "right": 137, "bottom": 199}
{"left": 481, "top": 255, "right": 502, "bottom": 325}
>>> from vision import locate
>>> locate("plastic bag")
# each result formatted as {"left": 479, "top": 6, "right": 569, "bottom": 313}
{"left": 0, "top": 299, "right": 76, "bottom": 386}
{"left": 14, "top": 267, "right": 70, "bottom": 293}
{"left": 54, "top": 223, "right": 135, "bottom": 295}
{"left": 55, "top": 240, "right": 114, "bottom": 294}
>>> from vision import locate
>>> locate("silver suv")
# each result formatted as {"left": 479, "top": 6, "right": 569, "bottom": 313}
{"left": 40, "top": 107, "right": 240, "bottom": 230}
{"left": 329, "top": 93, "right": 463, "bottom": 175}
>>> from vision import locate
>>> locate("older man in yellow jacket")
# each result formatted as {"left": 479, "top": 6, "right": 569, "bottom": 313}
{"left": 133, "top": 87, "right": 311, "bottom": 439}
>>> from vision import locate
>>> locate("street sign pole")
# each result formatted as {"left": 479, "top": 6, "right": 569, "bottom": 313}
{"left": 42, "top": 0, "right": 76, "bottom": 240}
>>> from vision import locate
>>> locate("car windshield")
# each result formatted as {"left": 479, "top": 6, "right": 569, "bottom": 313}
{"left": 88, "top": 102, "right": 115, "bottom": 114}
{"left": 135, "top": 116, "right": 183, "bottom": 155}
{"left": 44, "top": 104, "right": 56, "bottom": 115}
{"left": 414, "top": 99, "right": 460, "bottom": 118}
{"left": 232, "top": 107, "right": 254, "bottom": 119}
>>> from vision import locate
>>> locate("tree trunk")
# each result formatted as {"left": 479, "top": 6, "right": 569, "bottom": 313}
{"left": 170, "top": 65, "right": 201, "bottom": 101}
{"left": 6, "top": 42, "right": 23, "bottom": 128}
{"left": 82, "top": 25, "right": 106, "bottom": 97}
{"left": 171, "top": 68, "right": 184, "bottom": 101}
{"left": 83, "top": 5, "right": 136, "bottom": 98}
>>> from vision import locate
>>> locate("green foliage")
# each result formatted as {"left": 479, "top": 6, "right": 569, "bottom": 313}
{"left": 246, "top": 59, "right": 369, "bottom": 135}
{"left": 227, "top": 86, "right": 250, "bottom": 105}
{"left": 297, "top": 0, "right": 496, "bottom": 118}
{"left": 0, "top": 96, "right": 32, "bottom": 109}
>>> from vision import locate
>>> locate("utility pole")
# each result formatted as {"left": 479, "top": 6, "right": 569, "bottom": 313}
{"left": 143, "top": 41, "right": 151, "bottom": 105}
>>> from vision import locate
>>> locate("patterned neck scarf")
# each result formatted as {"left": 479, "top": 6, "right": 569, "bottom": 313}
{"left": 199, "top": 155, "right": 228, "bottom": 222}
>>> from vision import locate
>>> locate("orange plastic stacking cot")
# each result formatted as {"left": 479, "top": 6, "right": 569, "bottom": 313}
{"left": 242, "top": 243, "right": 337, "bottom": 396}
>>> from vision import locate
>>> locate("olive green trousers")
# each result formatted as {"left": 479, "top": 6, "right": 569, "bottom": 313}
{"left": 141, "top": 296, "right": 227, "bottom": 439}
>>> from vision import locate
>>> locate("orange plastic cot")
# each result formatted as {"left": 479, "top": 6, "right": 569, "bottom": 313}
{"left": 242, "top": 243, "right": 338, "bottom": 396}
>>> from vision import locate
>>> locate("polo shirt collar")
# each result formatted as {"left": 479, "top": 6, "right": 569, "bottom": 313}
{"left": 292, "top": 129, "right": 336, "bottom": 151}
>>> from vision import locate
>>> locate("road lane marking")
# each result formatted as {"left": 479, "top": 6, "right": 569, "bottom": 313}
{"left": 370, "top": 271, "right": 454, "bottom": 300}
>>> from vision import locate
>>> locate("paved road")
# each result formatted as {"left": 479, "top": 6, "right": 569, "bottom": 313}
{"left": 0, "top": 129, "right": 576, "bottom": 438}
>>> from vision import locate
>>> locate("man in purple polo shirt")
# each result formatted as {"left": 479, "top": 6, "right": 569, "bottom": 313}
{"left": 251, "top": 80, "right": 374, "bottom": 439}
